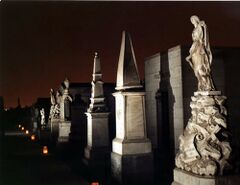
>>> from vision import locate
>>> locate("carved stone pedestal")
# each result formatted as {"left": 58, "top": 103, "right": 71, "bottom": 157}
{"left": 83, "top": 112, "right": 110, "bottom": 171}
{"left": 172, "top": 168, "right": 240, "bottom": 185}
{"left": 111, "top": 152, "right": 154, "bottom": 185}
{"left": 58, "top": 121, "right": 71, "bottom": 143}
{"left": 50, "top": 118, "right": 59, "bottom": 141}
{"left": 111, "top": 91, "right": 153, "bottom": 185}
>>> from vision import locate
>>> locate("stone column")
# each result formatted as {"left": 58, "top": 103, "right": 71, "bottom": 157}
{"left": 58, "top": 78, "right": 72, "bottom": 143}
{"left": 111, "top": 31, "right": 153, "bottom": 184}
{"left": 83, "top": 53, "right": 110, "bottom": 169}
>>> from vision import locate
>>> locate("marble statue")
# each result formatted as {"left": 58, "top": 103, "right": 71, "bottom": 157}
{"left": 175, "top": 16, "right": 232, "bottom": 177}
{"left": 49, "top": 89, "right": 60, "bottom": 119}
{"left": 40, "top": 108, "right": 45, "bottom": 126}
{"left": 186, "top": 15, "right": 215, "bottom": 91}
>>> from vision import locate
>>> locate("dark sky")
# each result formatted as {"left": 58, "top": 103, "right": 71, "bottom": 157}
{"left": 1, "top": 2, "right": 240, "bottom": 108}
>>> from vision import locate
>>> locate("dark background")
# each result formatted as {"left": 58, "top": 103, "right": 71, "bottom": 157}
{"left": 1, "top": 1, "right": 240, "bottom": 108}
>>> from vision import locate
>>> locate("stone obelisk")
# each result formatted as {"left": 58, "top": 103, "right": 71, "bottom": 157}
{"left": 83, "top": 53, "right": 110, "bottom": 169}
{"left": 58, "top": 78, "right": 72, "bottom": 143}
{"left": 111, "top": 31, "right": 153, "bottom": 184}
{"left": 172, "top": 15, "right": 235, "bottom": 185}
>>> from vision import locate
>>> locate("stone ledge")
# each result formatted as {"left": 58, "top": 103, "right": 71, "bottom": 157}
{"left": 172, "top": 168, "right": 240, "bottom": 185}
{"left": 112, "top": 138, "right": 152, "bottom": 155}
{"left": 194, "top": 91, "right": 221, "bottom": 96}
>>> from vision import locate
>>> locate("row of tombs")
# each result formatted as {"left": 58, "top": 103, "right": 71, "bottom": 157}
{"left": 32, "top": 16, "right": 240, "bottom": 185}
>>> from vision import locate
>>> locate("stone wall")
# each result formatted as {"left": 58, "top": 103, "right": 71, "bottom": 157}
{"left": 144, "top": 46, "right": 240, "bottom": 156}
{"left": 168, "top": 46, "right": 184, "bottom": 154}
{"left": 144, "top": 53, "right": 161, "bottom": 149}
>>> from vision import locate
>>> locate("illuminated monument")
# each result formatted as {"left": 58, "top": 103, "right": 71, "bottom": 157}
{"left": 83, "top": 53, "right": 110, "bottom": 170}
{"left": 111, "top": 31, "right": 153, "bottom": 184}
{"left": 58, "top": 78, "right": 72, "bottom": 143}
{"left": 172, "top": 15, "right": 234, "bottom": 185}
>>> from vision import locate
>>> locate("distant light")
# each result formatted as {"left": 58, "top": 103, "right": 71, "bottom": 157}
{"left": 18, "top": 124, "right": 21, "bottom": 128}
{"left": 92, "top": 182, "right": 99, "bottom": 185}
{"left": 31, "top": 135, "right": 36, "bottom": 141}
{"left": 21, "top": 127, "right": 24, "bottom": 131}
{"left": 42, "top": 146, "right": 48, "bottom": 155}
{"left": 25, "top": 130, "right": 29, "bottom": 134}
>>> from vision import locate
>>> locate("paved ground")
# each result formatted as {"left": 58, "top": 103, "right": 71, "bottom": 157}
{"left": 0, "top": 131, "right": 90, "bottom": 185}
{"left": 0, "top": 130, "right": 172, "bottom": 185}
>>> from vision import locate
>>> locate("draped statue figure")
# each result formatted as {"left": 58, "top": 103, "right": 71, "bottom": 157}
{"left": 186, "top": 15, "right": 215, "bottom": 91}
{"left": 40, "top": 108, "right": 45, "bottom": 126}
{"left": 174, "top": 16, "right": 232, "bottom": 177}
{"left": 49, "top": 89, "right": 61, "bottom": 119}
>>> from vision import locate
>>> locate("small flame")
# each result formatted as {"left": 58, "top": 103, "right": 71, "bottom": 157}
{"left": 31, "top": 135, "right": 35, "bottom": 141}
{"left": 21, "top": 127, "right": 24, "bottom": 131}
{"left": 43, "top": 146, "right": 48, "bottom": 155}
{"left": 25, "top": 130, "right": 29, "bottom": 134}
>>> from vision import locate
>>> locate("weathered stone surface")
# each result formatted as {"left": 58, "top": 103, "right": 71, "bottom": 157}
{"left": 116, "top": 31, "right": 142, "bottom": 90}
{"left": 58, "top": 121, "right": 71, "bottom": 142}
{"left": 112, "top": 31, "right": 153, "bottom": 184}
{"left": 172, "top": 168, "right": 240, "bottom": 185}
{"left": 111, "top": 152, "right": 154, "bottom": 185}
{"left": 185, "top": 15, "right": 215, "bottom": 91}
{"left": 88, "top": 52, "right": 107, "bottom": 112}
{"left": 83, "top": 53, "right": 110, "bottom": 168}
{"left": 174, "top": 16, "right": 232, "bottom": 179}
{"left": 50, "top": 118, "right": 59, "bottom": 141}
{"left": 175, "top": 91, "right": 232, "bottom": 176}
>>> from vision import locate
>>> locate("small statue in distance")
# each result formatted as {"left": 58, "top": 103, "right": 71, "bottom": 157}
{"left": 186, "top": 15, "right": 215, "bottom": 91}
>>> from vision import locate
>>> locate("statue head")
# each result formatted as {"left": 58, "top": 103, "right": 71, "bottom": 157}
{"left": 64, "top": 78, "right": 70, "bottom": 89}
{"left": 190, "top": 15, "right": 200, "bottom": 27}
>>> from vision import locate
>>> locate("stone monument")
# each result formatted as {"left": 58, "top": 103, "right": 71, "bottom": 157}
{"left": 58, "top": 78, "right": 73, "bottom": 143}
{"left": 40, "top": 108, "right": 46, "bottom": 127}
{"left": 172, "top": 15, "right": 234, "bottom": 185}
{"left": 111, "top": 31, "right": 153, "bottom": 184}
{"left": 83, "top": 52, "right": 110, "bottom": 172}
{"left": 49, "top": 89, "right": 61, "bottom": 142}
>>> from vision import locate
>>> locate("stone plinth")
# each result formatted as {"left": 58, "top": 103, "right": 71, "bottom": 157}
{"left": 50, "top": 118, "right": 59, "bottom": 142}
{"left": 172, "top": 168, "right": 240, "bottom": 185}
{"left": 111, "top": 152, "right": 154, "bottom": 185}
{"left": 83, "top": 112, "right": 110, "bottom": 166}
{"left": 58, "top": 121, "right": 71, "bottom": 143}
{"left": 111, "top": 91, "right": 153, "bottom": 184}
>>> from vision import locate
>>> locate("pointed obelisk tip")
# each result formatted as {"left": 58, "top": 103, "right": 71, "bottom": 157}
{"left": 115, "top": 31, "right": 142, "bottom": 90}
{"left": 93, "top": 52, "right": 101, "bottom": 75}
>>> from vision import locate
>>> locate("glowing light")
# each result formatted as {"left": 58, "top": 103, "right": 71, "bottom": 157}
{"left": 21, "top": 127, "right": 24, "bottom": 131}
{"left": 42, "top": 146, "right": 48, "bottom": 155}
{"left": 92, "top": 183, "right": 99, "bottom": 185}
{"left": 31, "top": 135, "right": 36, "bottom": 141}
{"left": 25, "top": 130, "right": 29, "bottom": 134}
{"left": 18, "top": 124, "right": 21, "bottom": 128}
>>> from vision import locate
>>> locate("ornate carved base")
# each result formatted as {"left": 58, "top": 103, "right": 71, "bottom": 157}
{"left": 172, "top": 168, "right": 240, "bottom": 185}
{"left": 175, "top": 91, "right": 232, "bottom": 176}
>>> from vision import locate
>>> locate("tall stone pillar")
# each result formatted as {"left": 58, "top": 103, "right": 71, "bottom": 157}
{"left": 111, "top": 31, "right": 153, "bottom": 184}
{"left": 83, "top": 53, "right": 110, "bottom": 169}
{"left": 58, "top": 78, "right": 72, "bottom": 143}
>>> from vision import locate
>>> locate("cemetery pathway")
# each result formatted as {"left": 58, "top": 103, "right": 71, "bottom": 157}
{"left": 1, "top": 131, "right": 90, "bottom": 185}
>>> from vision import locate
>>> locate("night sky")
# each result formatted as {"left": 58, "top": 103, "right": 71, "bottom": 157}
{"left": 1, "top": 2, "right": 240, "bottom": 108}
